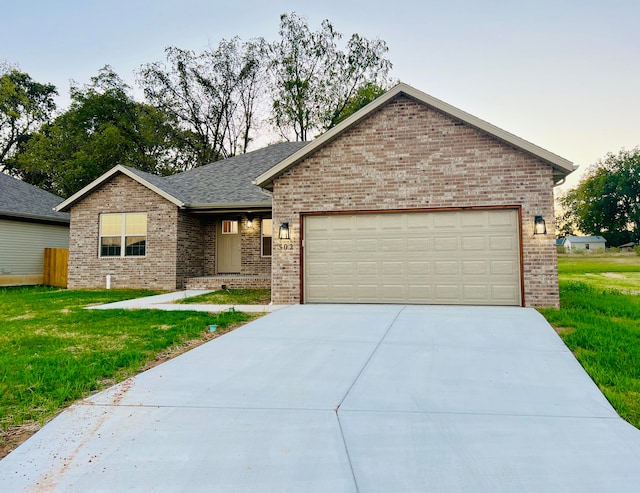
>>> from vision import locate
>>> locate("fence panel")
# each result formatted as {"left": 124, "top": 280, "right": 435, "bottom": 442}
{"left": 44, "top": 248, "right": 68, "bottom": 287}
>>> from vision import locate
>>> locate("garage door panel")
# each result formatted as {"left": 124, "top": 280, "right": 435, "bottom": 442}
{"left": 407, "top": 238, "right": 431, "bottom": 252}
{"left": 462, "top": 236, "right": 487, "bottom": 251}
{"left": 489, "top": 210, "right": 518, "bottom": 227}
{"left": 489, "top": 236, "right": 517, "bottom": 251}
{"left": 381, "top": 239, "right": 404, "bottom": 253}
{"left": 491, "top": 260, "right": 518, "bottom": 276}
{"left": 433, "top": 213, "right": 459, "bottom": 229}
{"left": 304, "top": 210, "right": 521, "bottom": 306}
{"left": 407, "top": 261, "right": 431, "bottom": 275}
{"left": 357, "top": 262, "right": 378, "bottom": 275}
{"left": 462, "top": 260, "right": 488, "bottom": 275}
{"left": 434, "top": 237, "right": 459, "bottom": 251}
{"left": 435, "top": 261, "right": 459, "bottom": 275}
{"left": 381, "top": 262, "right": 403, "bottom": 276}
{"left": 463, "top": 285, "right": 490, "bottom": 300}
{"left": 357, "top": 239, "right": 377, "bottom": 252}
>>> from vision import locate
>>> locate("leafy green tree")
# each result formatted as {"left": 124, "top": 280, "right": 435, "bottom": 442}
{"left": 13, "top": 67, "right": 189, "bottom": 197}
{"left": 560, "top": 147, "right": 640, "bottom": 246}
{"left": 329, "top": 82, "right": 386, "bottom": 127}
{"left": 138, "top": 37, "right": 266, "bottom": 166}
{"left": 268, "top": 13, "right": 391, "bottom": 140}
{"left": 0, "top": 64, "right": 57, "bottom": 172}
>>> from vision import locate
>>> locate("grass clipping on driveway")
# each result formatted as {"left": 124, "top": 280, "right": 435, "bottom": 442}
{"left": 0, "top": 286, "right": 258, "bottom": 458}
{"left": 540, "top": 254, "right": 640, "bottom": 429}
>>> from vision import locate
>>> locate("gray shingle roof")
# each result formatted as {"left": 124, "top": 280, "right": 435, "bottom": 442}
{"left": 0, "top": 173, "right": 69, "bottom": 223}
{"left": 163, "top": 142, "right": 309, "bottom": 206}
{"left": 55, "top": 142, "right": 309, "bottom": 212}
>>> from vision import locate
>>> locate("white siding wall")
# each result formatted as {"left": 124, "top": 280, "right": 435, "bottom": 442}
{"left": 0, "top": 219, "right": 69, "bottom": 277}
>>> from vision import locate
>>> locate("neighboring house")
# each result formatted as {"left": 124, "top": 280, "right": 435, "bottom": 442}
{"left": 564, "top": 235, "right": 606, "bottom": 252}
{"left": 56, "top": 83, "right": 575, "bottom": 308}
{"left": 0, "top": 173, "right": 70, "bottom": 286}
{"left": 556, "top": 238, "right": 566, "bottom": 248}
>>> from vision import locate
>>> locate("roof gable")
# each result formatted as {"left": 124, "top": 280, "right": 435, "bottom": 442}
{"left": 254, "top": 83, "right": 575, "bottom": 189}
{"left": 0, "top": 173, "right": 69, "bottom": 223}
{"left": 55, "top": 142, "right": 308, "bottom": 213}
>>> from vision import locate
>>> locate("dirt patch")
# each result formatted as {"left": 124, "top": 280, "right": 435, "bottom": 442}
{"left": 601, "top": 272, "right": 626, "bottom": 279}
{"left": 1, "top": 422, "right": 42, "bottom": 460}
{"left": 553, "top": 326, "right": 575, "bottom": 336}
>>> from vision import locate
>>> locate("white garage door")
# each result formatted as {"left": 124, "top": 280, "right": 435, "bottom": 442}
{"left": 303, "top": 209, "right": 521, "bottom": 305}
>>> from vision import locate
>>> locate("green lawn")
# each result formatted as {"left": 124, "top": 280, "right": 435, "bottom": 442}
{"left": 176, "top": 288, "right": 272, "bottom": 305}
{"left": 540, "top": 253, "right": 640, "bottom": 428}
{"left": 0, "top": 286, "right": 257, "bottom": 457}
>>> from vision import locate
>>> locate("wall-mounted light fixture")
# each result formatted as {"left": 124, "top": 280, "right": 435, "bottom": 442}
{"left": 534, "top": 216, "right": 547, "bottom": 235}
{"left": 246, "top": 217, "right": 254, "bottom": 228}
{"left": 279, "top": 222, "right": 290, "bottom": 240}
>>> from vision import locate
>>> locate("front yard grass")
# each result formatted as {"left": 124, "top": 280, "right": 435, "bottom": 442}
{"left": 177, "top": 288, "right": 271, "bottom": 305}
{"left": 0, "top": 286, "right": 258, "bottom": 458}
{"left": 540, "top": 253, "right": 640, "bottom": 428}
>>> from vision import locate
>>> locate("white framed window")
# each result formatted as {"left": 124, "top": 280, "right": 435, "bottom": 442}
{"left": 100, "top": 213, "right": 147, "bottom": 257}
{"left": 222, "top": 220, "right": 238, "bottom": 234}
{"left": 261, "top": 218, "right": 273, "bottom": 257}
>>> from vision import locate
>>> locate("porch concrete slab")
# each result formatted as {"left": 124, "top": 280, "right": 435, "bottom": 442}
{"left": 339, "top": 411, "right": 640, "bottom": 493}
{"left": 2, "top": 404, "right": 356, "bottom": 493}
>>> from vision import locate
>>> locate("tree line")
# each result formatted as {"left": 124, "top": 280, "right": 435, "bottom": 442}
{"left": 558, "top": 147, "right": 640, "bottom": 247}
{"left": 1, "top": 13, "right": 392, "bottom": 198}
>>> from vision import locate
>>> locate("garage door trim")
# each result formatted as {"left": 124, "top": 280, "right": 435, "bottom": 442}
{"left": 299, "top": 206, "right": 524, "bottom": 306}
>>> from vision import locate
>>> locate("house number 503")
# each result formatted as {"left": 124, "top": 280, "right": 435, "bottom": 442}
{"left": 278, "top": 244, "right": 294, "bottom": 251}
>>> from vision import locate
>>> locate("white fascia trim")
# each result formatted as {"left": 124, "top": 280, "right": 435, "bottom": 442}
{"left": 254, "top": 82, "right": 574, "bottom": 188}
{"left": 55, "top": 165, "right": 184, "bottom": 212}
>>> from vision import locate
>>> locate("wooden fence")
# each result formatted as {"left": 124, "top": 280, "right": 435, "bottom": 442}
{"left": 43, "top": 248, "right": 68, "bottom": 287}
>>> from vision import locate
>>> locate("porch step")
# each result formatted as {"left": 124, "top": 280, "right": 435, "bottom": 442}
{"left": 184, "top": 275, "right": 271, "bottom": 290}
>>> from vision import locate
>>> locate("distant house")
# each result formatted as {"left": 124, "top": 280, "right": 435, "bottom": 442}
{"left": 555, "top": 238, "right": 566, "bottom": 248}
{"left": 0, "top": 173, "right": 70, "bottom": 286}
{"left": 563, "top": 235, "right": 606, "bottom": 253}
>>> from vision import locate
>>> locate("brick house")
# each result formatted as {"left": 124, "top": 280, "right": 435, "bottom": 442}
{"left": 56, "top": 83, "right": 574, "bottom": 307}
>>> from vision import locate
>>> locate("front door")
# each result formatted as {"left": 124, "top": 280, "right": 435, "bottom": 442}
{"left": 217, "top": 220, "right": 241, "bottom": 273}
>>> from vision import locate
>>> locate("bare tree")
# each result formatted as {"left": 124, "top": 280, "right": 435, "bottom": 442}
{"left": 138, "top": 38, "right": 266, "bottom": 167}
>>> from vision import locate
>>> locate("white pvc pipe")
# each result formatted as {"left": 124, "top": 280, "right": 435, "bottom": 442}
{"left": 106, "top": 274, "right": 111, "bottom": 290}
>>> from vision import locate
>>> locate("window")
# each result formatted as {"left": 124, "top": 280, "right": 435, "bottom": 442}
{"left": 100, "top": 213, "right": 147, "bottom": 257}
{"left": 261, "top": 218, "right": 273, "bottom": 257}
{"left": 222, "top": 220, "right": 238, "bottom": 234}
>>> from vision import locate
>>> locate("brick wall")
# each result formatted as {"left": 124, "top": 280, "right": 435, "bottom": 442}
{"left": 271, "top": 95, "right": 559, "bottom": 308}
{"left": 68, "top": 174, "right": 181, "bottom": 290}
{"left": 240, "top": 216, "right": 272, "bottom": 276}
{"left": 176, "top": 211, "right": 204, "bottom": 287}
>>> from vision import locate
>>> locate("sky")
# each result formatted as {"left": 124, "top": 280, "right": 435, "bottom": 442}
{"left": 3, "top": 0, "right": 639, "bottom": 193}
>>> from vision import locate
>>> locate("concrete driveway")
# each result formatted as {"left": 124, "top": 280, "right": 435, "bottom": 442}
{"left": 2, "top": 305, "right": 640, "bottom": 492}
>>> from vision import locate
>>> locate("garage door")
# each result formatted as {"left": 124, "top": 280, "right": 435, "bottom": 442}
{"left": 303, "top": 209, "right": 521, "bottom": 305}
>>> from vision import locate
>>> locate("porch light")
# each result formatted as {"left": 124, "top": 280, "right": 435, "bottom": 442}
{"left": 246, "top": 217, "right": 253, "bottom": 228}
{"left": 534, "top": 216, "right": 547, "bottom": 235}
{"left": 279, "top": 222, "right": 290, "bottom": 240}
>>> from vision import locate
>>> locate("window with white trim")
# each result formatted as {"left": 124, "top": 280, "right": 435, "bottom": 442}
{"left": 261, "top": 218, "right": 273, "bottom": 257}
{"left": 100, "top": 213, "right": 147, "bottom": 257}
{"left": 222, "top": 220, "right": 238, "bottom": 234}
